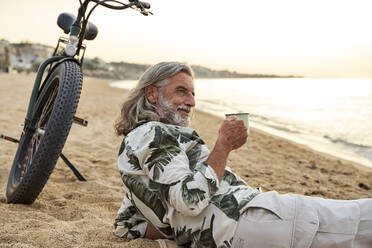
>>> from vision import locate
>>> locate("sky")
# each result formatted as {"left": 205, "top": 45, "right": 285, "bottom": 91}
{"left": 1, "top": 0, "right": 372, "bottom": 78}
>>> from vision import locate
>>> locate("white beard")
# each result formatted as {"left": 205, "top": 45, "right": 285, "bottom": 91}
{"left": 157, "top": 94, "right": 191, "bottom": 127}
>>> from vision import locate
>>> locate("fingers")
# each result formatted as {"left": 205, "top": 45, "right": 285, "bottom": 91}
{"left": 225, "top": 115, "right": 237, "bottom": 121}
{"left": 223, "top": 117, "right": 247, "bottom": 134}
{"left": 218, "top": 117, "right": 249, "bottom": 150}
{"left": 231, "top": 132, "right": 248, "bottom": 149}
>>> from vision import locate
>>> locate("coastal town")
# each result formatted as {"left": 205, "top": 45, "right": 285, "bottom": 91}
{"left": 0, "top": 39, "right": 297, "bottom": 79}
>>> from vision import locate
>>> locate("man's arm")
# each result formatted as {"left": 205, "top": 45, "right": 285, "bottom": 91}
{"left": 113, "top": 193, "right": 149, "bottom": 239}
{"left": 128, "top": 121, "right": 246, "bottom": 218}
{"left": 206, "top": 117, "right": 248, "bottom": 181}
{"left": 115, "top": 192, "right": 166, "bottom": 240}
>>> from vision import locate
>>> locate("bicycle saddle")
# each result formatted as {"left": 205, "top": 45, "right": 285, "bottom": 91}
{"left": 57, "top": 13, "right": 98, "bottom": 41}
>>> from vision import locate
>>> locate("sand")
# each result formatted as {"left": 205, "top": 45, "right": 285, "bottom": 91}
{"left": 0, "top": 73, "right": 371, "bottom": 247}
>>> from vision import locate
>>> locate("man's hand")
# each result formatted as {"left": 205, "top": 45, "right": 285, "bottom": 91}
{"left": 218, "top": 116, "right": 248, "bottom": 151}
{"left": 206, "top": 117, "right": 248, "bottom": 181}
{"left": 145, "top": 222, "right": 166, "bottom": 239}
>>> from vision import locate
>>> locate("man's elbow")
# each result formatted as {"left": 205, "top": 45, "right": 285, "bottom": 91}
{"left": 113, "top": 224, "right": 130, "bottom": 238}
{"left": 113, "top": 223, "right": 145, "bottom": 240}
{"left": 182, "top": 207, "right": 205, "bottom": 217}
{"left": 171, "top": 200, "right": 208, "bottom": 217}
{"left": 169, "top": 190, "right": 210, "bottom": 217}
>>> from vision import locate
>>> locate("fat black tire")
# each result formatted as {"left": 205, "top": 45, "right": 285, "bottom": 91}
{"left": 6, "top": 61, "right": 83, "bottom": 204}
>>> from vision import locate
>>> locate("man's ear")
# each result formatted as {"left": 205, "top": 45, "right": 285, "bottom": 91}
{"left": 144, "top": 85, "right": 159, "bottom": 104}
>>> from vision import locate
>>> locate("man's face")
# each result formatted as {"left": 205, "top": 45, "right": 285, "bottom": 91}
{"left": 156, "top": 72, "right": 195, "bottom": 127}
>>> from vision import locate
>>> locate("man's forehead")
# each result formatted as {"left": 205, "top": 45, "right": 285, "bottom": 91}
{"left": 167, "top": 72, "right": 194, "bottom": 90}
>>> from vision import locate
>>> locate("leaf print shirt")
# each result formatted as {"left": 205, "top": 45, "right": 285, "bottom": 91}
{"left": 114, "top": 121, "right": 260, "bottom": 247}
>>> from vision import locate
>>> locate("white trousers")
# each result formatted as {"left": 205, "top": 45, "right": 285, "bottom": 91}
{"left": 232, "top": 191, "right": 372, "bottom": 248}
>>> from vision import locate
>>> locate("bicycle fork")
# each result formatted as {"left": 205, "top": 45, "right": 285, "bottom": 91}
{"left": 1, "top": 115, "right": 89, "bottom": 182}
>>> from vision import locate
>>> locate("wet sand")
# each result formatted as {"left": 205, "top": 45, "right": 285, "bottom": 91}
{"left": 0, "top": 73, "right": 371, "bottom": 247}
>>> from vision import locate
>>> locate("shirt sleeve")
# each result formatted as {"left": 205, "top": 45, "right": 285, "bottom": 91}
{"left": 136, "top": 125, "right": 220, "bottom": 217}
{"left": 113, "top": 192, "right": 148, "bottom": 239}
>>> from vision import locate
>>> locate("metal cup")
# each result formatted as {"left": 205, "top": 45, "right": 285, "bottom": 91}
{"left": 225, "top": 112, "right": 250, "bottom": 134}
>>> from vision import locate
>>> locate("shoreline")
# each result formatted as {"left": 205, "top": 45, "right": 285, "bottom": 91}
{"left": 191, "top": 109, "right": 372, "bottom": 172}
{"left": 0, "top": 73, "right": 371, "bottom": 248}
{"left": 196, "top": 109, "right": 372, "bottom": 172}
{"left": 201, "top": 110, "right": 372, "bottom": 170}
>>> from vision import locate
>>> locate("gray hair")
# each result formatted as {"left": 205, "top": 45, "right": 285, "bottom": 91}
{"left": 114, "top": 62, "right": 194, "bottom": 136}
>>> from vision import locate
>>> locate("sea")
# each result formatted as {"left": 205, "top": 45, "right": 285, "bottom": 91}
{"left": 110, "top": 77, "right": 372, "bottom": 169}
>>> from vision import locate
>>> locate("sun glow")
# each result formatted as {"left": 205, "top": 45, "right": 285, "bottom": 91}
{"left": 1, "top": 0, "right": 372, "bottom": 77}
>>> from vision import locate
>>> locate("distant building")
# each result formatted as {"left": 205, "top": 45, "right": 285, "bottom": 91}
{"left": 8, "top": 43, "right": 53, "bottom": 73}
{"left": 0, "top": 40, "right": 54, "bottom": 73}
{"left": 0, "top": 39, "right": 10, "bottom": 72}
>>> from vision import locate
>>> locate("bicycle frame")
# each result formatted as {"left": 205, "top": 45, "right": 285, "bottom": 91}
{"left": 25, "top": 57, "right": 75, "bottom": 129}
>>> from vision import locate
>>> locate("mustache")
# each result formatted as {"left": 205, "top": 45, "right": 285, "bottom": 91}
{"left": 176, "top": 105, "right": 191, "bottom": 113}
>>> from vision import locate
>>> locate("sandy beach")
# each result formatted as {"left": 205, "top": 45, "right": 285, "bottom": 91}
{"left": 0, "top": 73, "right": 371, "bottom": 247}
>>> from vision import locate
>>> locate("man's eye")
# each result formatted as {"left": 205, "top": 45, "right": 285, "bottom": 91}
{"left": 177, "top": 89, "right": 187, "bottom": 95}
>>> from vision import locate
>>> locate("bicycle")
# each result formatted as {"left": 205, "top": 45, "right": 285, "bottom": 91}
{"left": 1, "top": 0, "right": 152, "bottom": 204}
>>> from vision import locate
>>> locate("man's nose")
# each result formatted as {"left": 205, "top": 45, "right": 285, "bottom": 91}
{"left": 185, "top": 94, "right": 195, "bottom": 107}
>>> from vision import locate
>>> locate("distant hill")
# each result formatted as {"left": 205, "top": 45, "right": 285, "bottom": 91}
{"left": 83, "top": 60, "right": 299, "bottom": 80}
{"left": 0, "top": 39, "right": 300, "bottom": 79}
{"left": 189, "top": 65, "right": 298, "bottom": 79}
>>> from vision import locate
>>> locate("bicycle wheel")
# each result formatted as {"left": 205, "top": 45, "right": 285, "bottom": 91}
{"left": 6, "top": 60, "right": 83, "bottom": 204}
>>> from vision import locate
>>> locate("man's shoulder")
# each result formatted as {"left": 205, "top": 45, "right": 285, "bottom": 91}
{"left": 129, "top": 121, "right": 195, "bottom": 136}
{"left": 120, "top": 122, "right": 162, "bottom": 153}
{"left": 126, "top": 121, "right": 202, "bottom": 145}
{"left": 127, "top": 121, "right": 167, "bottom": 137}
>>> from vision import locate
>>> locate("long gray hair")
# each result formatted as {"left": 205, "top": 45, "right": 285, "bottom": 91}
{"left": 114, "top": 62, "right": 194, "bottom": 136}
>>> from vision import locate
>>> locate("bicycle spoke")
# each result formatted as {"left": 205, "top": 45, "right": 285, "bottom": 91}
{"left": 34, "top": 131, "right": 43, "bottom": 152}
{"left": 40, "top": 85, "right": 58, "bottom": 127}
{"left": 40, "top": 87, "right": 57, "bottom": 124}
{"left": 21, "top": 133, "right": 41, "bottom": 176}
{"left": 16, "top": 80, "right": 58, "bottom": 185}
{"left": 18, "top": 143, "right": 31, "bottom": 182}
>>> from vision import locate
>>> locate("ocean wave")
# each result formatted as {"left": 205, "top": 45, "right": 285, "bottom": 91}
{"left": 323, "top": 135, "right": 371, "bottom": 149}
{"left": 323, "top": 135, "right": 372, "bottom": 161}
{"left": 250, "top": 114, "right": 301, "bottom": 134}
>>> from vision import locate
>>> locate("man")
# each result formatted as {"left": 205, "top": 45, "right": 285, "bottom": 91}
{"left": 113, "top": 62, "right": 372, "bottom": 248}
